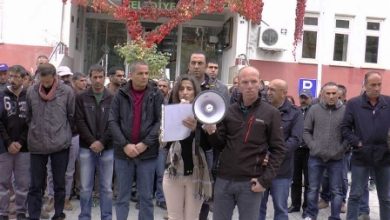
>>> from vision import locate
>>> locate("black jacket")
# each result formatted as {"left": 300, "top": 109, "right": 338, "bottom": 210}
{"left": 0, "top": 88, "right": 29, "bottom": 153}
{"left": 108, "top": 81, "right": 163, "bottom": 160}
{"left": 275, "top": 100, "right": 303, "bottom": 179}
{"left": 341, "top": 93, "right": 390, "bottom": 166}
{"left": 208, "top": 98, "right": 286, "bottom": 188}
{"left": 76, "top": 88, "right": 113, "bottom": 150}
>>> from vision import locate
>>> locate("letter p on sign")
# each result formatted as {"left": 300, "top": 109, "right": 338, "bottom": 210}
{"left": 299, "top": 78, "right": 317, "bottom": 97}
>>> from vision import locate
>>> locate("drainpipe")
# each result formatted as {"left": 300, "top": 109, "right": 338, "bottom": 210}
{"left": 245, "top": 19, "right": 251, "bottom": 64}
{"left": 60, "top": 0, "right": 67, "bottom": 43}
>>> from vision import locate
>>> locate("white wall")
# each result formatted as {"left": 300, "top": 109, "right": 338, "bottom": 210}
{"left": 2, "top": 0, "right": 70, "bottom": 47}
{"left": 247, "top": 0, "right": 390, "bottom": 69}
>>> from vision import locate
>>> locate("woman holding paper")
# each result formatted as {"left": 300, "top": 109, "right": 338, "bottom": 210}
{"left": 163, "top": 74, "right": 212, "bottom": 220}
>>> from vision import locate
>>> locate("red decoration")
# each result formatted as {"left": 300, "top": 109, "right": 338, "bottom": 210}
{"left": 67, "top": 0, "right": 305, "bottom": 54}
{"left": 293, "top": 0, "right": 307, "bottom": 59}
{"left": 68, "top": 0, "right": 265, "bottom": 47}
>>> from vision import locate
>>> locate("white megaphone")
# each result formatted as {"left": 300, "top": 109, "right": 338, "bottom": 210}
{"left": 193, "top": 90, "right": 227, "bottom": 124}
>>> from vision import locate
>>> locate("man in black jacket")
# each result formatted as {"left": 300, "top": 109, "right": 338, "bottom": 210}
{"left": 0, "top": 65, "right": 29, "bottom": 220}
{"left": 205, "top": 66, "right": 286, "bottom": 220}
{"left": 289, "top": 89, "right": 312, "bottom": 214}
{"left": 75, "top": 64, "right": 114, "bottom": 220}
{"left": 109, "top": 60, "right": 163, "bottom": 220}
{"left": 259, "top": 79, "right": 303, "bottom": 220}
{"left": 342, "top": 72, "right": 390, "bottom": 220}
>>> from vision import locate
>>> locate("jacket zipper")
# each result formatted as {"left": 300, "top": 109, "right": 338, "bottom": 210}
{"left": 244, "top": 115, "right": 255, "bottom": 143}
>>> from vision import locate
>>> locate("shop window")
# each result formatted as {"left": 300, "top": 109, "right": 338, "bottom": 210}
{"left": 301, "top": 16, "right": 318, "bottom": 59}
{"left": 365, "top": 20, "right": 381, "bottom": 63}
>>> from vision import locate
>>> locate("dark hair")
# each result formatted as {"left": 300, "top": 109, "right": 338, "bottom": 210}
{"left": 72, "top": 72, "right": 87, "bottom": 81}
{"left": 88, "top": 64, "right": 105, "bottom": 77}
{"left": 364, "top": 71, "right": 381, "bottom": 85}
{"left": 337, "top": 84, "right": 347, "bottom": 96}
{"left": 207, "top": 58, "right": 218, "bottom": 66}
{"left": 37, "top": 63, "right": 56, "bottom": 77}
{"left": 8, "top": 65, "right": 28, "bottom": 78}
{"left": 189, "top": 51, "right": 208, "bottom": 64}
{"left": 171, "top": 74, "right": 200, "bottom": 103}
{"left": 129, "top": 60, "right": 148, "bottom": 74}
{"left": 321, "top": 81, "right": 338, "bottom": 90}
{"left": 108, "top": 66, "right": 125, "bottom": 77}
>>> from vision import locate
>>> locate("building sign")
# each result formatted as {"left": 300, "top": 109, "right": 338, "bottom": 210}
{"left": 130, "top": 1, "right": 177, "bottom": 10}
{"left": 108, "top": 0, "right": 177, "bottom": 10}
{"left": 298, "top": 78, "right": 317, "bottom": 97}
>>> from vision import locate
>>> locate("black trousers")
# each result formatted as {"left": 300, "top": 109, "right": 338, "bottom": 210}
{"left": 28, "top": 148, "right": 69, "bottom": 219}
{"left": 290, "top": 147, "right": 309, "bottom": 209}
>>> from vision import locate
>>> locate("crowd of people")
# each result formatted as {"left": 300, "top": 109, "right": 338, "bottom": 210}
{"left": 0, "top": 51, "right": 389, "bottom": 220}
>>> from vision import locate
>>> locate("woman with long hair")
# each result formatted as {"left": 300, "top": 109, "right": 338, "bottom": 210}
{"left": 163, "top": 74, "right": 212, "bottom": 220}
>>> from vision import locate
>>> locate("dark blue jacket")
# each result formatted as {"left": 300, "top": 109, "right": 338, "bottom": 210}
{"left": 341, "top": 93, "right": 390, "bottom": 166}
{"left": 275, "top": 100, "right": 303, "bottom": 178}
{"left": 0, "top": 92, "right": 5, "bottom": 154}
{"left": 108, "top": 81, "right": 163, "bottom": 160}
{"left": 0, "top": 88, "right": 29, "bottom": 153}
{"left": 76, "top": 88, "right": 113, "bottom": 150}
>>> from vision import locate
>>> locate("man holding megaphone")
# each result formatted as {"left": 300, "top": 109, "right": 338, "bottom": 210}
{"left": 204, "top": 66, "right": 286, "bottom": 220}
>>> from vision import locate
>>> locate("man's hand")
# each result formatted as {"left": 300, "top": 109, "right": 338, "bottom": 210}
{"left": 124, "top": 144, "right": 139, "bottom": 158}
{"left": 250, "top": 178, "right": 266, "bottom": 193}
{"left": 183, "top": 116, "right": 197, "bottom": 131}
{"left": 262, "top": 154, "right": 269, "bottom": 166}
{"left": 135, "top": 142, "right": 148, "bottom": 154}
{"left": 8, "top": 142, "right": 21, "bottom": 154}
{"left": 203, "top": 124, "right": 217, "bottom": 135}
{"left": 90, "top": 141, "right": 104, "bottom": 153}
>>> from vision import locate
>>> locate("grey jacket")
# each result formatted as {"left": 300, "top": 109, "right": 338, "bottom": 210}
{"left": 303, "top": 100, "right": 346, "bottom": 161}
{"left": 209, "top": 79, "right": 229, "bottom": 104}
{"left": 26, "top": 82, "right": 75, "bottom": 154}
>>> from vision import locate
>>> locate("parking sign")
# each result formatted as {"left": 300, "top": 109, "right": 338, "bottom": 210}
{"left": 299, "top": 78, "right": 317, "bottom": 97}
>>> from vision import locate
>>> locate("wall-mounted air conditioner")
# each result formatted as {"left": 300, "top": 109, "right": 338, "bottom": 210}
{"left": 258, "top": 27, "right": 288, "bottom": 52}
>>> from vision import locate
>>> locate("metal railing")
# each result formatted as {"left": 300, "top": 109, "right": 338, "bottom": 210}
{"left": 48, "top": 41, "right": 67, "bottom": 62}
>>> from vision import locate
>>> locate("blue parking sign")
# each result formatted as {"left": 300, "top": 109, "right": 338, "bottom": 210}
{"left": 299, "top": 78, "right": 317, "bottom": 97}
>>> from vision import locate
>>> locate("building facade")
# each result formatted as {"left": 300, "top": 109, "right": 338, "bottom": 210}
{"left": 0, "top": 0, "right": 389, "bottom": 99}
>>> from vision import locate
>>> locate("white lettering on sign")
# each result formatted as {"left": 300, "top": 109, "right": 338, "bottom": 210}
{"left": 302, "top": 80, "right": 313, "bottom": 90}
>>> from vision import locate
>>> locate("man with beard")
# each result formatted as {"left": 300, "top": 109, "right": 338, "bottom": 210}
{"left": 26, "top": 63, "right": 75, "bottom": 220}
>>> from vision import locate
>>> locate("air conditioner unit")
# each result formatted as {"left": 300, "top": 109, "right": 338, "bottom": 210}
{"left": 258, "top": 27, "right": 288, "bottom": 51}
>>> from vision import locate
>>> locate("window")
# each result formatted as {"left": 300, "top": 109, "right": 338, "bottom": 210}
{"left": 333, "top": 18, "right": 352, "bottom": 62}
{"left": 301, "top": 16, "right": 318, "bottom": 59}
{"left": 365, "top": 20, "right": 381, "bottom": 63}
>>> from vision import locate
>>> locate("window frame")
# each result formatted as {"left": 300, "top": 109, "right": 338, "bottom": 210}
{"left": 363, "top": 18, "right": 383, "bottom": 65}
{"left": 331, "top": 16, "right": 353, "bottom": 64}
{"left": 299, "top": 13, "right": 320, "bottom": 63}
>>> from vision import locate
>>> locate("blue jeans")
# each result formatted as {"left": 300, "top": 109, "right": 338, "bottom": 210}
{"left": 347, "top": 165, "right": 390, "bottom": 220}
{"left": 78, "top": 148, "right": 113, "bottom": 220}
{"left": 213, "top": 178, "right": 263, "bottom": 220}
{"left": 0, "top": 152, "right": 30, "bottom": 216}
{"left": 155, "top": 148, "right": 167, "bottom": 203}
{"left": 320, "top": 152, "right": 351, "bottom": 203}
{"left": 115, "top": 157, "right": 157, "bottom": 220}
{"left": 259, "top": 178, "right": 290, "bottom": 220}
{"left": 304, "top": 156, "right": 343, "bottom": 220}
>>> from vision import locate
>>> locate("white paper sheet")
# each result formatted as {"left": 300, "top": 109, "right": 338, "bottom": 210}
{"left": 161, "top": 103, "right": 193, "bottom": 142}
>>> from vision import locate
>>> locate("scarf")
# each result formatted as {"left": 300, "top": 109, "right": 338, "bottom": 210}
{"left": 39, "top": 78, "right": 58, "bottom": 101}
{"left": 166, "top": 130, "right": 213, "bottom": 200}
